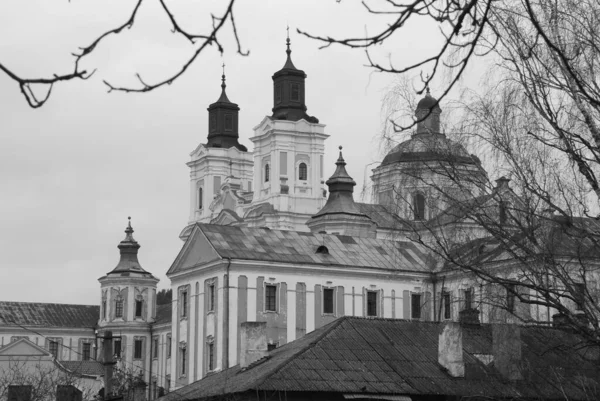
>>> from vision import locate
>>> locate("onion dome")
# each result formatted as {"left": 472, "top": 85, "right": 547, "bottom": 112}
{"left": 271, "top": 29, "right": 319, "bottom": 123}
{"left": 416, "top": 87, "right": 441, "bottom": 112}
{"left": 109, "top": 217, "right": 152, "bottom": 275}
{"left": 206, "top": 65, "right": 247, "bottom": 151}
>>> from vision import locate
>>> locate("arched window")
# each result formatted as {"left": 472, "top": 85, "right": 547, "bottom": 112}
{"left": 198, "top": 187, "right": 203, "bottom": 209}
{"left": 413, "top": 193, "right": 425, "bottom": 221}
{"left": 298, "top": 163, "right": 307, "bottom": 181}
{"left": 265, "top": 164, "right": 270, "bottom": 182}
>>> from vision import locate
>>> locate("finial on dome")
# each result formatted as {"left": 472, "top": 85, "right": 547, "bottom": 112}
{"left": 286, "top": 25, "right": 291, "bottom": 57}
{"left": 221, "top": 62, "right": 226, "bottom": 90}
{"left": 337, "top": 146, "right": 346, "bottom": 166}
{"left": 125, "top": 216, "right": 134, "bottom": 237}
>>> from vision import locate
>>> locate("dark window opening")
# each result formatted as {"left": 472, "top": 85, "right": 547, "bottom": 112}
{"left": 210, "top": 114, "right": 216, "bottom": 132}
{"left": 114, "top": 339, "right": 122, "bottom": 358}
{"left": 367, "top": 291, "right": 378, "bottom": 317}
{"left": 506, "top": 284, "right": 515, "bottom": 312}
{"left": 411, "top": 293, "right": 422, "bottom": 319}
{"left": 464, "top": 289, "right": 473, "bottom": 310}
{"left": 225, "top": 114, "right": 233, "bottom": 131}
{"left": 265, "top": 285, "right": 277, "bottom": 312}
{"left": 49, "top": 341, "right": 59, "bottom": 358}
{"left": 181, "top": 291, "right": 188, "bottom": 318}
{"left": 267, "top": 343, "right": 277, "bottom": 352}
{"left": 134, "top": 339, "right": 143, "bottom": 360}
{"left": 115, "top": 299, "right": 124, "bottom": 318}
{"left": 499, "top": 201, "right": 507, "bottom": 224}
{"left": 167, "top": 336, "right": 171, "bottom": 358}
{"left": 181, "top": 347, "right": 187, "bottom": 375}
{"left": 153, "top": 337, "right": 159, "bottom": 359}
{"left": 443, "top": 292, "right": 451, "bottom": 319}
{"left": 102, "top": 300, "right": 106, "bottom": 319}
{"left": 299, "top": 163, "right": 307, "bottom": 180}
{"left": 413, "top": 193, "right": 425, "bottom": 221}
{"left": 135, "top": 299, "right": 143, "bottom": 318}
{"left": 275, "top": 84, "right": 282, "bottom": 104}
{"left": 323, "top": 288, "right": 334, "bottom": 314}
{"left": 208, "top": 284, "right": 215, "bottom": 312}
{"left": 573, "top": 283, "right": 585, "bottom": 311}
{"left": 82, "top": 343, "right": 91, "bottom": 361}
{"left": 291, "top": 83, "right": 299, "bottom": 101}
{"left": 198, "top": 187, "right": 203, "bottom": 209}
{"left": 265, "top": 164, "right": 270, "bottom": 182}
{"left": 207, "top": 342, "right": 214, "bottom": 371}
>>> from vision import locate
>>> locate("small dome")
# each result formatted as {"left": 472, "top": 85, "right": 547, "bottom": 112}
{"left": 416, "top": 91, "right": 441, "bottom": 111}
{"left": 381, "top": 133, "right": 481, "bottom": 166}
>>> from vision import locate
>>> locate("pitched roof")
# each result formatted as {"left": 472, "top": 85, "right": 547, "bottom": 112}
{"left": 0, "top": 302, "right": 99, "bottom": 328}
{"left": 160, "top": 317, "right": 600, "bottom": 401}
{"left": 60, "top": 360, "right": 104, "bottom": 377}
{"left": 357, "top": 203, "right": 407, "bottom": 230}
{"left": 193, "top": 224, "right": 432, "bottom": 273}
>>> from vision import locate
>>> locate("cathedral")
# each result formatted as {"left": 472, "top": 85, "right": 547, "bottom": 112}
{"left": 0, "top": 36, "right": 592, "bottom": 399}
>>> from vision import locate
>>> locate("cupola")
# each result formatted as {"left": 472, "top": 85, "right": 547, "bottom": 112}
{"left": 206, "top": 65, "right": 247, "bottom": 151}
{"left": 109, "top": 217, "right": 152, "bottom": 276}
{"left": 307, "top": 147, "right": 375, "bottom": 237}
{"left": 271, "top": 29, "right": 319, "bottom": 123}
{"left": 415, "top": 87, "right": 442, "bottom": 135}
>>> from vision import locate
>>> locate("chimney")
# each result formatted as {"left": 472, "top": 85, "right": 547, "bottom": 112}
{"left": 240, "top": 321, "right": 268, "bottom": 368}
{"left": 438, "top": 322, "right": 465, "bottom": 377}
{"left": 492, "top": 324, "right": 522, "bottom": 381}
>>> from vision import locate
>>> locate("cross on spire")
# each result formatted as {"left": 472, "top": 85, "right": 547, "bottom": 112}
{"left": 221, "top": 62, "right": 226, "bottom": 90}
{"left": 286, "top": 25, "right": 291, "bottom": 56}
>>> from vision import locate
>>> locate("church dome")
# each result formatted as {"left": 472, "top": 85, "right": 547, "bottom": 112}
{"left": 381, "top": 133, "right": 481, "bottom": 166}
{"left": 416, "top": 90, "right": 441, "bottom": 111}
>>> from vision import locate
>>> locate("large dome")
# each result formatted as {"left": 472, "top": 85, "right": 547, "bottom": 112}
{"left": 381, "top": 133, "right": 481, "bottom": 166}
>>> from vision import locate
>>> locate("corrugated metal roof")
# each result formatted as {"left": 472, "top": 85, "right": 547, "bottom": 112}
{"left": 159, "top": 317, "right": 600, "bottom": 401}
{"left": 196, "top": 224, "right": 432, "bottom": 272}
{"left": 0, "top": 302, "right": 99, "bottom": 328}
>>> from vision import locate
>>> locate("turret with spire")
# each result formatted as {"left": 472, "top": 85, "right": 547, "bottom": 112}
{"left": 271, "top": 28, "right": 319, "bottom": 123}
{"left": 307, "top": 147, "right": 375, "bottom": 237}
{"left": 206, "top": 64, "right": 247, "bottom": 151}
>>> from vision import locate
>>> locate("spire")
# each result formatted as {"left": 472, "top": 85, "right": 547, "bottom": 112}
{"left": 110, "top": 217, "right": 148, "bottom": 274}
{"left": 326, "top": 146, "right": 357, "bottom": 192}
{"left": 206, "top": 64, "right": 247, "bottom": 151}
{"left": 282, "top": 25, "right": 296, "bottom": 70}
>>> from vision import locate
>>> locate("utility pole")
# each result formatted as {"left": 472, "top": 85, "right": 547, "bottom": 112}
{"left": 103, "top": 331, "right": 116, "bottom": 399}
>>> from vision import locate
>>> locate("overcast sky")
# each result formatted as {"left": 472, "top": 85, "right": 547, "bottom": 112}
{"left": 0, "top": 0, "right": 474, "bottom": 305}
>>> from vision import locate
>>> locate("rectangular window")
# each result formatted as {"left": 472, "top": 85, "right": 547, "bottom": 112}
{"left": 275, "top": 84, "right": 282, "bottom": 104}
{"left": 208, "top": 284, "right": 215, "bottom": 312}
{"left": 411, "top": 293, "right": 422, "bottom": 319}
{"left": 207, "top": 342, "right": 214, "bottom": 371}
{"left": 323, "top": 288, "right": 335, "bottom": 314}
{"left": 167, "top": 335, "right": 172, "bottom": 358}
{"left": 443, "top": 292, "right": 451, "bottom": 320}
{"left": 114, "top": 339, "right": 122, "bottom": 358}
{"left": 265, "top": 285, "right": 277, "bottom": 312}
{"left": 210, "top": 114, "right": 216, "bottom": 132}
{"left": 49, "top": 340, "right": 59, "bottom": 358}
{"left": 82, "top": 343, "right": 91, "bottom": 361}
{"left": 291, "top": 83, "right": 299, "bottom": 101}
{"left": 573, "top": 283, "right": 585, "bottom": 311}
{"left": 153, "top": 337, "right": 159, "bottom": 359}
{"left": 506, "top": 284, "right": 516, "bottom": 312}
{"left": 464, "top": 289, "right": 473, "bottom": 310}
{"left": 135, "top": 299, "right": 143, "bottom": 318}
{"left": 367, "top": 291, "right": 378, "bottom": 317}
{"left": 115, "top": 299, "right": 124, "bottom": 318}
{"left": 181, "top": 291, "right": 188, "bottom": 318}
{"left": 267, "top": 343, "right": 277, "bottom": 352}
{"left": 102, "top": 300, "right": 106, "bottom": 319}
{"left": 181, "top": 348, "right": 187, "bottom": 376}
{"left": 224, "top": 114, "right": 233, "bottom": 131}
{"left": 134, "top": 339, "right": 143, "bottom": 360}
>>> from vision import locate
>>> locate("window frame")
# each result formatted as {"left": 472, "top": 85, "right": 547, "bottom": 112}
{"left": 464, "top": 289, "right": 473, "bottom": 310}
{"left": 198, "top": 187, "right": 203, "bottom": 210}
{"left": 134, "top": 339, "right": 143, "bottom": 360}
{"left": 411, "top": 293, "right": 422, "bottom": 319}
{"left": 290, "top": 83, "right": 300, "bottom": 101}
{"left": 49, "top": 340, "right": 59, "bottom": 358}
{"left": 82, "top": 342, "right": 91, "bottom": 361}
{"left": 102, "top": 299, "right": 107, "bottom": 320}
{"left": 181, "top": 290, "right": 188, "bottom": 319}
{"left": 443, "top": 292, "right": 451, "bottom": 320}
{"left": 413, "top": 193, "right": 426, "bottom": 221}
{"left": 265, "top": 164, "right": 270, "bottom": 183}
{"left": 366, "top": 291, "right": 378, "bottom": 317}
{"left": 265, "top": 284, "right": 277, "bottom": 312}
{"left": 114, "top": 339, "right": 122, "bottom": 359}
{"left": 115, "top": 297, "right": 124, "bottom": 319}
{"left": 323, "top": 287, "right": 335, "bottom": 315}
{"left": 135, "top": 298, "right": 143, "bottom": 318}
{"left": 180, "top": 345, "right": 187, "bottom": 376}
{"left": 208, "top": 283, "right": 215, "bottom": 312}
{"left": 224, "top": 114, "right": 233, "bottom": 131}
{"left": 298, "top": 162, "right": 308, "bottom": 181}
{"left": 167, "top": 334, "right": 172, "bottom": 358}
{"left": 506, "top": 284, "right": 516, "bottom": 312}
{"left": 573, "top": 283, "right": 585, "bottom": 311}
{"left": 153, "top": 337, "right": 159, "bottom": 360}
{"left": 275, "top": 83, "right": 282, "bottom": 104}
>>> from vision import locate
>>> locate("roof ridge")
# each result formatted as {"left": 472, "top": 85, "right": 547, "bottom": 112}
{"left": 0, "top": 301, "right": 98, "bottom": 307}
{"left": 251, "top": 316, "right": 349, "bottom": 389}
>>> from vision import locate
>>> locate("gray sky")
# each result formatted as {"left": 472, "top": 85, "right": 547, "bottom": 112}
{"left": 0, "top": 0, "right": 449, "bottom": 305}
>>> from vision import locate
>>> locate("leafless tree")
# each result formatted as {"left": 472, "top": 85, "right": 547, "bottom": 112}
{"left": 0, "top": 0, "right": 247, "bottom": 108}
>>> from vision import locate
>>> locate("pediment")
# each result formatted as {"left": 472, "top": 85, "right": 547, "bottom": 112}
{"left": 167, "top": 225, "right": 221, "bottom": 276}
{"left": 0, "top": 338, "right": 51, "bottom": 357}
